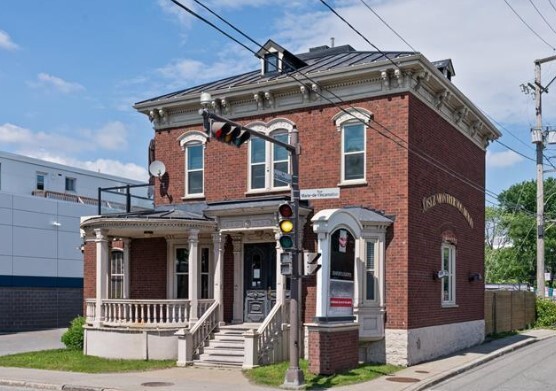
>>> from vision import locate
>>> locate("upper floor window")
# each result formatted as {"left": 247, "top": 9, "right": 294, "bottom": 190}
{"left": 264, "top": 53, "right": 279, "bottom": 74}
{"left": 65, "top": 177, "right": 76, "bottom": 192}
{"left": 333, "top": 108, "right": 373, "bottom": 185}
{"left": 441, "top": 243, "right": 456, "bottom": 306}
{"left": 36, "top": 172, "right": 46, "bottom": 190}
{"left": 178, "top": 131, "right": 208, "bottom": 198}
{"left": 186, "top": 143, "right": 203, "bottom": 196}
{"left": 247, "top": 120, "right": 293, "bottom": 192}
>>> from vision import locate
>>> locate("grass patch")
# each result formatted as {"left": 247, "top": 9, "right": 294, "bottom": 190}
{"left": 485, "top": 330, "right": 519, "bottom": 341}
{"left": 0, "top": 349, "right": 175, "bottom": 373}
{"left": 244, "top": 359, "right": 401, "bottom": 389}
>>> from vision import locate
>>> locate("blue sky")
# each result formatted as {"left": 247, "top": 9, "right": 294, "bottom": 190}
{"left": 1, "top": 0, "right": 556, "bottom": 206}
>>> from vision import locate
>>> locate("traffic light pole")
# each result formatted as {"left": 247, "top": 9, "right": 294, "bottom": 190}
{"left": 284, "top": 125, "right": 304, "bottom": 389}
{"left": 200, "top": 109, "right": 304, "bottom": 388}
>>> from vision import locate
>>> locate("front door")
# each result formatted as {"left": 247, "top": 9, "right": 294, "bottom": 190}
{"left": 244, "top": 243, "right": 276, "bottom": 322}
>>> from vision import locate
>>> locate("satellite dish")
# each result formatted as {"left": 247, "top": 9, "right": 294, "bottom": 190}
{"left": 149, "top": 160, "right": 166, "bottom": 177}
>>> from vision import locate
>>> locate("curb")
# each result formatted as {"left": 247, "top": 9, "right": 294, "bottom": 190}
{"left": 0, "top": 379, "right": 124, "bottom": 391}
{"left": 409, "top": 333, "right": 556, "bottom": 391}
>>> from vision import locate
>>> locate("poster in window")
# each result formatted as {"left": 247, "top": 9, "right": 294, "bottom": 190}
{"left": 328, "top": 229, "right": 355, "bottom": 317}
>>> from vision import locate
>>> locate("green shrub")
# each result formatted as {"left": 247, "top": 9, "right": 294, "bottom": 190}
{"left": 61, "top": 316, "right": 85, "bottom": 350}
{"left": 535, "top": 298, "right": 556, "bottom": 328}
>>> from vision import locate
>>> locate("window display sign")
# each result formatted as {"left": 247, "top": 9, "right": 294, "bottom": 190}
{"left": 328, "top": 229, "right": 355, "bottom": 317}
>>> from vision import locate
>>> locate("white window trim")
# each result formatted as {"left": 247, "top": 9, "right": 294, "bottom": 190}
{"left": 246, "top": 119, "right": 294, "bottom": 194}
{"left": 178, "top": 131, "right": 208, "bottom": 199}
{"left": 333, "top": 108, "right": 372, "bottom": 186}
{"left": 109, "top": 248, "right": 125, "bottom": 299}
{"left": 441, "top": 243, "right": 456, "bottom": 307}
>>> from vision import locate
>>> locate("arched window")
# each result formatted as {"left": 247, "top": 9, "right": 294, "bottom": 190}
{"left": 247, "top": 119, "right": 293, "bottom": 192}
{"left": 178, "top": 131, "right": 208, "bottom": 198}
{"left": 333, "top": 108, "right": 373, "bottom": 185}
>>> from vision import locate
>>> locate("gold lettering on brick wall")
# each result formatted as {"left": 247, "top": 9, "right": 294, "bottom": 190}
{"left": 422, "top": 193, "right": 474, "bottom": 228}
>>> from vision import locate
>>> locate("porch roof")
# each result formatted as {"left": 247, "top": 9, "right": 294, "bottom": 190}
{"left": 81, "top": 204, "right": 216, "bottom": 238}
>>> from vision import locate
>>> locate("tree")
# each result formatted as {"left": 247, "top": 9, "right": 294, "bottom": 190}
{"left": 487, "top": 178, "right": 556, "bottom": 287}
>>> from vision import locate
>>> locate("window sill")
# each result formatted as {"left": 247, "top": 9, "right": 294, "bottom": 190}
{"left": 245, "top": 188, "right": 290, "bottom": 196}
{"left": 441, "top": 303, "right": 458, "bottom": 309}
{"left": 181, "top": 195, "right": 206, "bottom": 201}
{"left": 338, "top": 180, "right": 367, "bottom": 188}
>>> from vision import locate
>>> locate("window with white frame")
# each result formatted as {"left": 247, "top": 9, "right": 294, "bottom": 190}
{"left": 441, "top": 243, "right": 456, "bottom": 305}
{"left": 175, "top": 247, "right": 189, "bottom": 299}
{"left": 333, "top": 108, "right": 372, "bottom": 185}
{"left": 186, "top": 143, "right": 204, "bottom": 196}
{"left": 109, "top": 250, "right": 124, "bottom": 299}
{"left": 248, "top": 124, "right": 291, "bottom": 192}
{"left": 365, "top": 241, "right": 377, "bottom": 302}
{"left": 179, "top": 131, "right": 207, "bottom": 198}
{"left": 342, "top": 123, "right": 365, "bottom": 182}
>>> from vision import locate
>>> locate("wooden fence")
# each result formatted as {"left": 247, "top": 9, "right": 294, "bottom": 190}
{"left": 485, "top": 290, "right": 536, "bottom": 335}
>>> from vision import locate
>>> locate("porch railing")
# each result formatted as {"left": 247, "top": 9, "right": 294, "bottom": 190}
{"left": 86, "top": 299, "right": 206, "bottom": 328}
{"left": 244, "top": 300, "right": 290, "bottom": 368}
{"left": 176, "top": 301, "right": 220, "bottom": 366}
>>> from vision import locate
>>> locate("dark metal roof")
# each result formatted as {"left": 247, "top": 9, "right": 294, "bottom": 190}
{"left": 135, "top": 46, "right": 419, "bottom": 106}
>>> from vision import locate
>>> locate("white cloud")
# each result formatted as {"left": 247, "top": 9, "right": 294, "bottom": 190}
{"left": 24, "top": 151, "right": 148, "bottom": 181}
{"left": 0, "top": 30, "right": 18, "bottom": 50}
{"left": 28, "top": 73, "right": 85, "bottom": 94}
{"left": 0, "top": 123, "right": 33, "bottom": 143}
{"left": 487, "top": 150, "right": 524, "bottom": 169}
{"left": 0, "top": 121, "right": 132, "bottom": 156}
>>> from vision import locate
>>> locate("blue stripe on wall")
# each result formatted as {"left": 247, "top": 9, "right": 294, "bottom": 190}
{"left": 0, "top": 276, "right": 83, "bottom": 288}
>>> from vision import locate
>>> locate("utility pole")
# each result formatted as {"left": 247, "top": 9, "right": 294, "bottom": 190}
{"left": 531, "top": 55, "right": 556, "bottom": 298}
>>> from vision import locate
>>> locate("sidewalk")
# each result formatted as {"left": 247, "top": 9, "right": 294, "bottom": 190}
{"left": 0, "top": 328, "right": 554, "bottom": 390}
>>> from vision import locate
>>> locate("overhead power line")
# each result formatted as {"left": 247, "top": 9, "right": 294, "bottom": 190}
{"left": 529, "top": 0, "right": 556, "bottom": 36}
{"left": 168, "top": 0, "right": 501, "bottom": 203}
{"left": 504, "top": 0, "right": 556, "bottom": 50}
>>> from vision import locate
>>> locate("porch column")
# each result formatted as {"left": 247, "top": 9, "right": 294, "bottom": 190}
{"left": 212, "top": 232, "right": 225, "bottom": 325}
{"left": 123, "top": 238, "right": 131, "bottom": 299}
{"left": 275, "top": 229, "right": 285, "bottom": 305}
{"left": 315, "top": 232, "right": 329, "bottom": 318}
{"left": 232, "top": 235, "right": 243, "bottom": 324}
{"left": 94, "top": 228, "right": 109, "bottom": 327}
{"left": 188, "top": 229, "right": 200, "bottom": 325}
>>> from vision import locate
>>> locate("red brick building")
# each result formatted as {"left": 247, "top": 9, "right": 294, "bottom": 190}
{"left": 80, "top": 41, "right": 500, "bottom": 370}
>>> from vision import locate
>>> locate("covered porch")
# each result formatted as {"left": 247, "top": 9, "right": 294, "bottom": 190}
{"left": 80, "top": 199, "right": 308, "bottom": 365}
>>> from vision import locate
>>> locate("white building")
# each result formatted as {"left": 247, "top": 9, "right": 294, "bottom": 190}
{"left": 0, "top": 151, "right": 148, "bottom": 331}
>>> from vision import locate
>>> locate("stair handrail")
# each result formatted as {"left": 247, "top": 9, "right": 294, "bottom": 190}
{"left": 189, "top": 300, "right": 219, "bottom": 355}
{"left": 255, "top": 301, "right": 286, "bottom": 365}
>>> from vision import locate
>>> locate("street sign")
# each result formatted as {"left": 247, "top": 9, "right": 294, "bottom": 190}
{"left": 274, "top": 169, "right": 292, "bottom": 184}
{"left": 300, "top": 188, "right": 340, "bottom": 200}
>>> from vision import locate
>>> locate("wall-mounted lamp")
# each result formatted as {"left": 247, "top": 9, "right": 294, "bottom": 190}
{"left": 468, "top": 272, "right": 483, "bottom": 282}
{"left": 433, "top": 270, "right": 448, "bottom": 280}
{"left": 144, "top": 230, "right": 154, "bottom": 238}
{"left": 51, "top": 221, "right": 61, "bottom": 227}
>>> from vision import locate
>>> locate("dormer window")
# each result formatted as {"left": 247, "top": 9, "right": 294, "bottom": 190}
{"left": 264, "top": 53, "right": 279, "bottom": 74}
{"left": 257, "top": 39, "right": 307, "bottom": 77}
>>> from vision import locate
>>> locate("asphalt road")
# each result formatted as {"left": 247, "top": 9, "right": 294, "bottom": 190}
{"left": 431, "top": 336, "right": 556, "bottom": 390}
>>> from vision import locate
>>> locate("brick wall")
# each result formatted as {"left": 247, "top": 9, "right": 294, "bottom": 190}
{"left": 129, "top": 238, "right": 167, "bottom": 299}
{"left": 83, "top": 241, "right": 96, "bottom": 313}
{"left": 407, "top": 96, "right": 485, "bottom": 329}
{"left": 308, "top": 326, "right": 359, "bottom": 375}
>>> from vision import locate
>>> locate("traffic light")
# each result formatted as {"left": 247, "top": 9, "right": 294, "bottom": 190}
{"left": 210, "top": 121, "right": 251, "bottom": 147}
{"left": 278, "top": 202, "right": 295, "bottom": 250}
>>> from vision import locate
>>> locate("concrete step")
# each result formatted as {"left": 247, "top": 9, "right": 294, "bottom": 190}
{"left": 206, "top": 341, "right": 244, "bottom": 349}
{"left": 197, "top": 352, "right": 244, "bottom": 363}
{"left": 193, "top": 359, "right": 243, "bottom": 368}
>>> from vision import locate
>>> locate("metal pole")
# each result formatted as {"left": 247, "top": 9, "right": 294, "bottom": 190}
{"left": 283, "top": 125, "right": 304, "bottom": 388}
{"left": 535, "top": 60, "right": 545, "bottom": 298}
